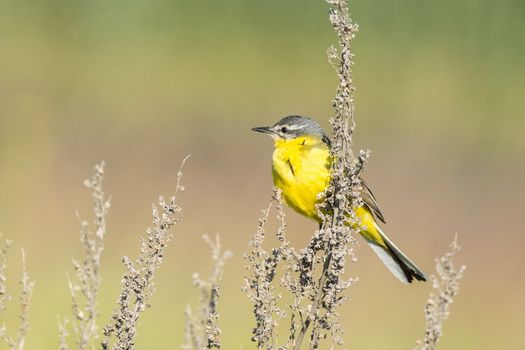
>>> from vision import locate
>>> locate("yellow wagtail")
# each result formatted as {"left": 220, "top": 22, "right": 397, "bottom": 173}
{"left": 252, "top": 115, "right": 427, "bottom": 284}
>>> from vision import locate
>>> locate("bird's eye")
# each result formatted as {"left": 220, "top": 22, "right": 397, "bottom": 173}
{"left": 280, "top": 127, "right": 288, "bottom": 133}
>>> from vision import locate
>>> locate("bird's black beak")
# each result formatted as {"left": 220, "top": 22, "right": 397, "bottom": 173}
{"left": 251, "top": 126, "right": 273, "bottom": 134}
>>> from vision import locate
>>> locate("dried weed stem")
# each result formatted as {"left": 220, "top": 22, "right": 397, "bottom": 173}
{"left": 243, "top": 190, "right": 288, "bottom": 350}
{"left": 244, "top": 1, "right": 364, "bottom": 349}
{"left": 0, "top": 238, "right": 35, "bottom": 350}
{"left": 59, "top": 162, "right": 110, "bottom": 350}
{"left": 0, "top": 237, "right": 12, "bottom": 313}
{"left": 183, "top": 235, "right": 231, "bottom": 350}
{"left": 414, "top": 236, "right": 466, "bottom": 350}
{"left": 101, "top": 156, "right": 189, "bottom": 350}
{"left": 294, "top": 0, "right": 364, "bottom": 348}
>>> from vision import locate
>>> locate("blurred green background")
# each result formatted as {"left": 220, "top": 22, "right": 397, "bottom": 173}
{"left": 1, "top": 0, "right": 524, "bottom": 349}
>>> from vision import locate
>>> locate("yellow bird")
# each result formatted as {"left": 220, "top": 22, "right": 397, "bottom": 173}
{"left": 252, "top": 115, "right": 427, "bottom": 284}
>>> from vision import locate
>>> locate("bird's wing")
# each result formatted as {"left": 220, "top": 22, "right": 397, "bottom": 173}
{"left": 360, "top": 177, "right": 386, "bottom": 223}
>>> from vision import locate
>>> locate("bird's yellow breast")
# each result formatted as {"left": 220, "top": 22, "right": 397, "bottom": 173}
{"left": 272, "top": 136, "right": 331, "bottom": 221}
{"left": 271, "top": 135, "right": 386, "bottom": 247}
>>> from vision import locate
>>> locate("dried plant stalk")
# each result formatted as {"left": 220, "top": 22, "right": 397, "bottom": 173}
{"left": 243, "top": 190, "right": 288, "bottom": 350}
{"left": 101, "top": 155, "right": 189, "bottom": 350}
{"left": 414, "top": 236, "right": 466, "bottom": 350}
{"left": 244, "top": 1, "right": 364, "bottom": 349}
{"left": 183, "top": 234, "right": 231, "bottom": 350}
{"left": 59, "top": 162, "right": 110, "bottom": 350}
{"left": 0, "top": 237, "right": 12, "bottom": 313}
{"left": 0, "top": 238, "right": 35, "bottom": 350}
{"left": 58, "top": 319, "right": 70, "bottom": 350}
{"left": 287, "top": 2, "right": 365, "bottom": 348}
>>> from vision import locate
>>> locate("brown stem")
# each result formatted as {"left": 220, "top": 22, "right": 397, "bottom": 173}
{"left": 293, "top": 251, "right": 332, "bottom": 350}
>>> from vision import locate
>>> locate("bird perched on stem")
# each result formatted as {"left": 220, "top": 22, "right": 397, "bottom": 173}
{"left": 252, "top": 115, "right": 427, "bottom": 284}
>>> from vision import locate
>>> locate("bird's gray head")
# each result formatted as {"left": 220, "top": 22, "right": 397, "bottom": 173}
{"left": 252, "top": 115, "right": 330, "bottom": 144}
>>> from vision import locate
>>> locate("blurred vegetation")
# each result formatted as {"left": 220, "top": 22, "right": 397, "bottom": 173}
{"left": 0, "top": 0, "right": 524, "bottom": 349}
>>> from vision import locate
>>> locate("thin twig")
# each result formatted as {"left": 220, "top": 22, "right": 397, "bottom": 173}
{"left": 183, "top": 235, "right": 231, "bottom": 350}
{"left": 59, "top": 161, "right": 110, "bottom": 350}
{"left": 244, "top": 1, "right": 362, "bottom": 348}
{"left": 292, "top": 1, "right": 362, "bottom": 348}
{"left": 101, "top": 155, "right": 189, "bottom": 350}
{"left": 414, "top": 235, "right": 466, "bottom": 350}
{"left": 0, "top": 239, "right": 35, "bottom": 350}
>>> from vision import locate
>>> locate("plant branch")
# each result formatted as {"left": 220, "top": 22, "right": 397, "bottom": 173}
{"left": 0, "top": 239, "right": 35, "bottom": 350}
{"left": 101, "top": 155, "right": 189, "bottom": 350}
{"left": 59, "top": 161, "right": 110, "bottom": 350}
{"left": 414, "top": 235, "right": 466, "bottom": 350}
{"left": 183, "top": 235, "right": 231, "bottom": 350}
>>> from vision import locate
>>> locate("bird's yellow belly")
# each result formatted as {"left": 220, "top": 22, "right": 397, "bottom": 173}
{"left": 270, "top": 136, "right": 386, "bottom": 247}
{"left": 272, "top": 137, "right": 331, "bottom": 221}
{"left": 273, "top": 166, "right": 329, "bottom": 221}
{"left": 274, "top": 162, "right": 385, "bottom": 246}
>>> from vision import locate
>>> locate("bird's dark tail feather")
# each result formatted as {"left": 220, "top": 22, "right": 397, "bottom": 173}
{"left": 384, "top": 240, "right": 427, "bottom": 283}
{"left": 367, "top": 224, "right": 427, "bottom": 284}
